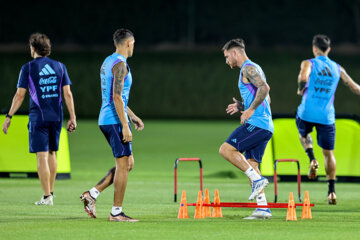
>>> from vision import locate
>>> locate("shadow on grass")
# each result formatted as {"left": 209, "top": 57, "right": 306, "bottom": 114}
{"left": 205, "top": 171, "right": 239, "bottom": 179}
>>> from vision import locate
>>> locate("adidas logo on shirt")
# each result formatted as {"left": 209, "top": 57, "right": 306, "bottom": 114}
{"left": 231, "top": 138, "right": 237, "bottom": 143}
{"left": 39, "top": 64, "right": 55, "bottom": 76}
{"left": 317, "top": 67, "right": 333, "bottom": 77}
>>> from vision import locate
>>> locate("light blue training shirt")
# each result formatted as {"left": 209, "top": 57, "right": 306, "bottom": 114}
{"left": 98, "top": 53, "right": 133, "bottom": 126}
{"left": 297, "top": 56, "right": 341, "bottom": 124}
{"left": 238, "top": 59, "right": 274, "bottom": 133}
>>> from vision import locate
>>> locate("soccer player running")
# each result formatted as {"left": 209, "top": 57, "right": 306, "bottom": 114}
{"left": 2, "top": 33, "right": 76, "bottom": 205}
{"left": 296, "top": 34, "right": 360, "bottom": 205}
{"left": 219, "top": 39, "right": 274, "bottom": 219}
{"left": 80, "top": 29, "right": 144, "bottom": 222}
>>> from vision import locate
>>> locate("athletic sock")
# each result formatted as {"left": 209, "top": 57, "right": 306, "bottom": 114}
{"left": 328, "top": 179, "right": 335, "bottom": 195}
{"left": 111, "top": 206, "right": 122, "bottom": 216}
{"left": 305, "top": 148, "right": 315, "bottom": 163}
{"left": 89, "top": 187, "right": 100, "bottom": 199}
{"left": 50, "top": 192, "right": 54, "bottom": 196}
{"left": 43, "top": 195, "right": 51, "bottom": 199}
{"left": 245, "top": 167, "right": 262, "bottom": 181}
{"left": 256, "top": 193, "right": 268, "bottom": 211}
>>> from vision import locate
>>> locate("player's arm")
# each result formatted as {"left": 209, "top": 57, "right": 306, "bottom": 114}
{"left": 62, "top": 85, "right": 77, "bottom": 133}
{"left": 244, "top": 65, "right": 270, "bottom": 110}
{"left": 112, "top": 62, "right": 132, "bottom": 142}
{"left": 297, "top": 60, "right": 312, "bottom": 96}
{"left": 127, "top": 107, "right": 144, "bottom": 131}
{"left": 240, "top": 65, "right": 270, "bottom": 124}
{"left": 340, "top": 66, "right": 360, "bottom": 95}
{"left": 2, "top": 88, "right": 26, "bottom": 134}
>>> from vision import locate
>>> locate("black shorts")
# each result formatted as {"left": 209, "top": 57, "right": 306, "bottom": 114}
{"left": 296, "top": 116, "right": 335, "bottom": 150}
{"left": 99, "top": 123, "right": 132, "bottom": 158}
{"left": 226, "top": 123, "right": 273, "bottom": 163}
{"left": 28, "top": 121, "right": 62, "bottom": 153}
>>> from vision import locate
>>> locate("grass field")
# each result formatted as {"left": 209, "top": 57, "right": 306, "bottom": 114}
{"left": 1, "top": 120, "right": 360, "bottom": 240}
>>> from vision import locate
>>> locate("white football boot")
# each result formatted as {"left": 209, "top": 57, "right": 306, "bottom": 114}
{"left": 248, "top": 177, "right": 269, "bottom": 201}
{"left": 35, "top": 195, "right": 53, "bottom": 205}
{"left": 244, "top": 208, "right": 272, "bottom": 220}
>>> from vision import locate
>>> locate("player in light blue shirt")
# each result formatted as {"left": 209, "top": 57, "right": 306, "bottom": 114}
{"left": 296, "top": 34, "right": 360, "bottom": 204}
{"left": 219, "top": 38, "right": 273, "bottom": 219}
{"left": 80, "top": 28, "right": 144, "bottom": 222}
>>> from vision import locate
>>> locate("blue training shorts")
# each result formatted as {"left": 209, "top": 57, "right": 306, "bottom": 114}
{"left": 28, "top": 121, "right": 62, "bottom": 153}
{"left": 99, "top": 123, "right": 132, "bottom": 158}
{"left": 225, "top": 123, "right": 273, "bottom": 163}
{"left": 296, "top": 116, "right": 335, "bottom": 150}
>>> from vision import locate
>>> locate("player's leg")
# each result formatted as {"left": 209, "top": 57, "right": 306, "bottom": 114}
{"left": 35, "top": 151, "right": 53, "bottom": 205}
{"left": 91, "top": 155, "right": 134, "bottom": 192}
{"left": 243, "top": 159, "right": 271, "bottom": 219}
{"left": 296, "top": 117, "right": 318, "bottom": 179}
{"left": 81, "top": 155, "right": 135, "bottom": 218}
{"left": 80, "top": 166, "right": 115, "bottom": 218}
{"left": 109, "top": 155, "right": 138, "bottom": 222}
{"left": 219, "top": 124, "right": 269, "bottom": 201}
{"left": 96, "top": 167, "right": 116, "bottom": 191}
{"left": 243, "top": 132, "right": 272, "bottom": 219}
{"left": 29, "top": 121, "right": 53, "bottom": 205}
{"left": 219, "top": 143, "right": 253, "bottom": 171}
{"left": 316, "top": 123, "right": 336, "bottom": 204}
{"left": 112, "top": 156, "right": 129, "bottom": 211}
{"left": 47, "top": 121, "right": 61, "bottom": 196}
{"left": 323, "top": 149, "right": 336, "bottom": 204}
{"left": 48, "top": 150, "right": 57, "bottom": 195}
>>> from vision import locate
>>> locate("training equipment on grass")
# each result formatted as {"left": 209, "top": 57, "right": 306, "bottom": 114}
{"left": 0, "top": 114, "right": 71, "bottom": 179}
{"left": 177, "top": 190, "right": 189, "bottom": 219}
{"left": 274, "top": 159, "right": 301, "bottom": 203}
{"left": 194, "top": 190, "right": 204, "bottom": 219}
{"left": 301, "top": 190, "right": 312, "bottom": 219}
{"left": 180, "top": 189, "right": 314, "bottom": 220}
{"left": 174, "top": 158, "right": 203, "bottom": 202}
{"left": 212, "top": 189, "right": 222, "bottom": 218}
{"left": 286, "top": 192, "right": 297, "bottom": 221}
{"left": 202, "top": 188, "right": 211, "bottom": 217}
{"left": 261, "top": 117, "right": 360, "bottom": 181}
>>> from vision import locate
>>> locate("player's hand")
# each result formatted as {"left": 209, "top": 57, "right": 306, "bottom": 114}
{"left": 2, "top": 118, "right": 11, "bottom": 134}
{"left": 67, "top": 118, "right": 77, "bottom": 133}
{"left": 226, "top": 97, "right": 240, "bottom": 115}
{"left": 128, "top": 156, "right": 134, "bottom": 171}
{"left": 122, "top": 125, "right": 132, "bottom": 143}
{"left": 241, "top": 108, "right": 255, "bottom": 124}
{"left": 297, "top": 88, "right": 304, "bottom": 96}
{"left": 130, "top": 116, "right": 144, "bottom": 131}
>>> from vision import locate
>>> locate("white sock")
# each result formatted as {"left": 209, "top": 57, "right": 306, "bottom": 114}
{"left": 256, "top": 193, "right": 268, "bottom": 210}
{"left": 245, "top": 167, "right": 261, "bottom": 181}
{"left": 89, "top": 187, "right": 100, "bottom": 199}
{"left": 111, "top": 206, "right": 122, "bottom": 216}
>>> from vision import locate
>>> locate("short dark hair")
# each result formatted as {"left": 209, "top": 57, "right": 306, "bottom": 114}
{"left": 113, "top": 28, "right": 134, "bottom": 46}
{"left": 29, "top": 33, "right": 51, "bottom": 56}
{"left": 312, "top": 34, "right": 331, "bottom": 52}
{"left": 222, "top": 38, "right": 245, "bottom": 51}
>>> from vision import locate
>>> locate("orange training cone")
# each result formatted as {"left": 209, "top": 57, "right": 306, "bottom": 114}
{"left": 286, "top": 192, "right": 297, "bottom": 221}
{"left": 194, "top": 190, "right": 204, "bottom": 219}
{"left": 301, "top": 190, "right": 312, "bottom": 219}
{"left": 212, "top": 189, "right": 223, "bottom": 218}
{"left": 177, "top": 190, "right": 189, "bottom": 219}
{"left": 202, "top": 189, "right": 211, "bottom": 217}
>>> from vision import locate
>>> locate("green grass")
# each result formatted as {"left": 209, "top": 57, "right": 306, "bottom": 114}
{"left": 1, "top": 120, "right": 360, "bottom": 240}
